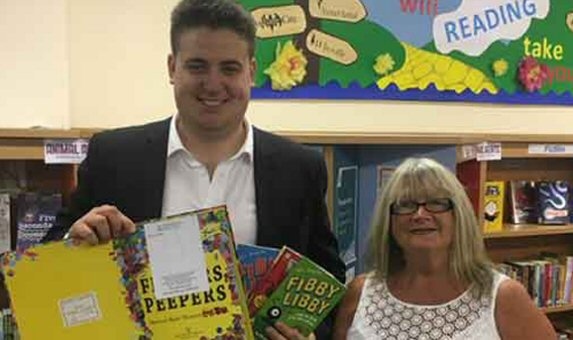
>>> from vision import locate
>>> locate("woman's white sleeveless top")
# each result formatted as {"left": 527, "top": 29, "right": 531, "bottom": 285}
{"left": 347, "top": 271, "right": 507, "bottom": 340}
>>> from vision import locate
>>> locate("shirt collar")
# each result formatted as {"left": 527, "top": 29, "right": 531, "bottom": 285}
{"left": 167, "top": 114, "right": 253, "bottom": 162}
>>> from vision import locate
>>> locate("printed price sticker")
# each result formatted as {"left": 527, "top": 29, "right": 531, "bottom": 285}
{"left": 59, "top": 292, "right": 102, "bottom": 327}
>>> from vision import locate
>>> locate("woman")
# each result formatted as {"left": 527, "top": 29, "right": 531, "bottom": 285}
{"left": 333, "top": 158, "right": 555, "bottom": 339}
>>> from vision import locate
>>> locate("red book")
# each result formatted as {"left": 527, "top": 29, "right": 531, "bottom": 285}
{"left": 456, "top": 160, "right": 481, "bottom": 216}
{"left": 247, "top": 247, "right": 302, "bottom": 316}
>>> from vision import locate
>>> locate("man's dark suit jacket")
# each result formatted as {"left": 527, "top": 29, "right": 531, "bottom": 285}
{"left": 44, "top": 117, "right": 345, "bottom": 339}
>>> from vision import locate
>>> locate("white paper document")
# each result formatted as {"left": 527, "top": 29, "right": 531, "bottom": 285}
{"left": 144, "top": 215, "right": 209, "bottom": 300}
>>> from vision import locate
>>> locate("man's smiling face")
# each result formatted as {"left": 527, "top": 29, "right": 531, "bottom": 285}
{"left": 168, "top": 27, "right": 255, "bottom": 137}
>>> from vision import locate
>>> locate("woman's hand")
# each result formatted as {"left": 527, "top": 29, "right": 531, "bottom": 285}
{"left": 265, "top": 322, "right": 316, "bottom": 340}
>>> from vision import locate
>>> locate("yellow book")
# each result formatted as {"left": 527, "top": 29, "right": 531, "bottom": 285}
{"left": 2, "top": 205, "right": 253, "bottom": 339}
{"left": 483, "top": 181, "right": 505, "bottom": 232}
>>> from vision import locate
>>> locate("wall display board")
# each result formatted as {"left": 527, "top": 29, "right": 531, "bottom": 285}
{"left": 241, "top": 0, "right": 573, "bottom": 105}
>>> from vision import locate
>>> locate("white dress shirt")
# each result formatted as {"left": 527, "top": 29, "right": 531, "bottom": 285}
{"left": 161, "top": 116, "right": 257, "bottom": 244}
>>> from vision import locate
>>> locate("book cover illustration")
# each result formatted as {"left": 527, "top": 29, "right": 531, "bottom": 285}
{"left": 247, "top": 247, "right": 302, "bottom": 316}
{"left": 252, "top": 254, "right": 346, "bottom": 339}
{"left": 483, "top": 181, "right": 505, "bottom": 232}
{"left": 14, "top": 192, "right": 61, "bottom": 251}
{"left": 236, "top": 244, "right": 279, "bottom": 295}
{"left": 507, "top": 180, "right": 537, "bottom": 224}
{"left": 538, "top": 181, "right": 569, "bottom": 224}
{"left": 2, "top": 205, "right": 253, "bottom": 340}
{"left": 113, "top": 206, "right": 253, "bottom": 339}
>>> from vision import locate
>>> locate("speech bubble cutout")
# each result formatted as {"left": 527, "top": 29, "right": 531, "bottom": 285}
{"left": 433, "top": 0, "right": 549, "bottom": 56}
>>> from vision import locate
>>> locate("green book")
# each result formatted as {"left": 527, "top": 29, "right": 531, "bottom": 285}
{"left": 253, "top": 252, "right": 345, "bottom": 338}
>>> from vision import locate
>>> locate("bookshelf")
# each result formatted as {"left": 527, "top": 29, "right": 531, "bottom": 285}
{"left": 543, "top": 305, "right": 573, "bottom": 315}
{"left": 0, "top": 129, "right": 83, "bottom": 203}
{"left": 2, "top": 129, "right": 573, "bottom": 322}
{"left": 485, "top": 224, "right": 573, "bottom": 239}
{"left": 0, "top": 129, "right": 78, "bottom": 160}
{"left": 288, "top": 135, "right": 573, "bottom": 323}
{"left": 457, "top": 141, "right": 573, "bottom": 324}
{"left": 0, "top": 129, "right": 85, "bottom": 310}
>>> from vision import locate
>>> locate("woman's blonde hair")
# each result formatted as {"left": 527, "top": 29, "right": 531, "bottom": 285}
{"left": 368, "top": 157, "right": 493, "bottom": 298}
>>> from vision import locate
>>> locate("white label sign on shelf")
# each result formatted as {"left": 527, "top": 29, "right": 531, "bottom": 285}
{"left": 461, "top": 144, "right": 477, "bottom": 160}
{"left": 44, "top": 139, "right": 89, "bottom": 164}
{"left": 476, "top": 142, "right": 502, "bottom": 161}
{"left": 144, "top": 214, "right": 209, "bottom": 300}
{"left": 528, "top": 144, "right": 573, "bottom": 155}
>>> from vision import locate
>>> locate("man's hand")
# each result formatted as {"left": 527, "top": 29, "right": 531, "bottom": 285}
{"left": 69, "top": 205, "right": 136, "bottom": 245}
{"left": 265, "top": 322, "right": 315, "bottom": 340}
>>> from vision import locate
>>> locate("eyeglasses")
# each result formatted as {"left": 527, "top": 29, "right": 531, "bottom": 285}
{"left": 390, "top": 198, "right": 454, "bottom": 215}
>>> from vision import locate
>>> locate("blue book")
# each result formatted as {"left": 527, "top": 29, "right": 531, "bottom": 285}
{"left": 236, "top": 244, "right": 280, "bottom": 295}
{"left": 538, "top": 181, "right": 569, "bottom": 224}
{"left": 15, "top": 192, "right": 62, "bottom": 251}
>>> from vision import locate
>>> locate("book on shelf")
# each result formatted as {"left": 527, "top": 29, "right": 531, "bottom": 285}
{"left": 507, "top": 180, "right": 537, "bottom": 224}
{"left": 483, "top": 181, "right": 505, "bottom": 232}
{"left": 498, "top": 254, "right": 573, "bottom": 308}
{"left": 13, "top": 192, "right": 61, "bottom": 251}
{"left": 0, "top": 308, "right": 18, "bottom": 339}
{"left": 538, "top": 181, "right": 569, "bottom": 225}
{"left": 2, "top": 205, "right": 253, "bottom": 339}
{"left": 564, "top": 256, "right": 573, "bottom": 303}
{"left": 455, "top": 160, "right": 481, "bottom": 218}
{"left": 251, "top": 247, "right": 346, "bottom": 339}
{"left": 0, "top": 194, "right": 10, "bottom": 254}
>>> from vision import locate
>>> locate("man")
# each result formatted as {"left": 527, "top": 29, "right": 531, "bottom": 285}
{"left": 44, "top": 0, "right": 345, "bottom": 338}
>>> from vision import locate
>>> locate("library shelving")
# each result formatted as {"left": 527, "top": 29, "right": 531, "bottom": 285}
{"left": 0, "top": 128, "right": 86, "bottom": 309}
{"left": 456, "top": 140, "right": 573, "bottom": 262}
{"left": 456, "top": 139, "right": 573, "bottom": 323}
{"left": 3, "top": 129, "right": 573, "bottom": 323}
{"left": 286, "top": 132, "right": 573, "bottom": 323}
{"left": 0, "top": 128, "right": 83, "bottom": 198}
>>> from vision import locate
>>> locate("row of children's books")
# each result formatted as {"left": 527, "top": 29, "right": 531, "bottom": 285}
{"left": 1, "top": 205, "right": 345, "bottom": 339}
{"left": 484, "top": 180, "right": 571, "bottom": 232}
{"left": 497, "top": 254, "right": 573, "bottom": 308}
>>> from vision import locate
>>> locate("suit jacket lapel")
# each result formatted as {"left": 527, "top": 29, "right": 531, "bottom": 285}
{"left": 253, "top": 128, "right": 278, "bottom": 246}
{"left": 139, "top": 118, "right": 170, "bottom": 220}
